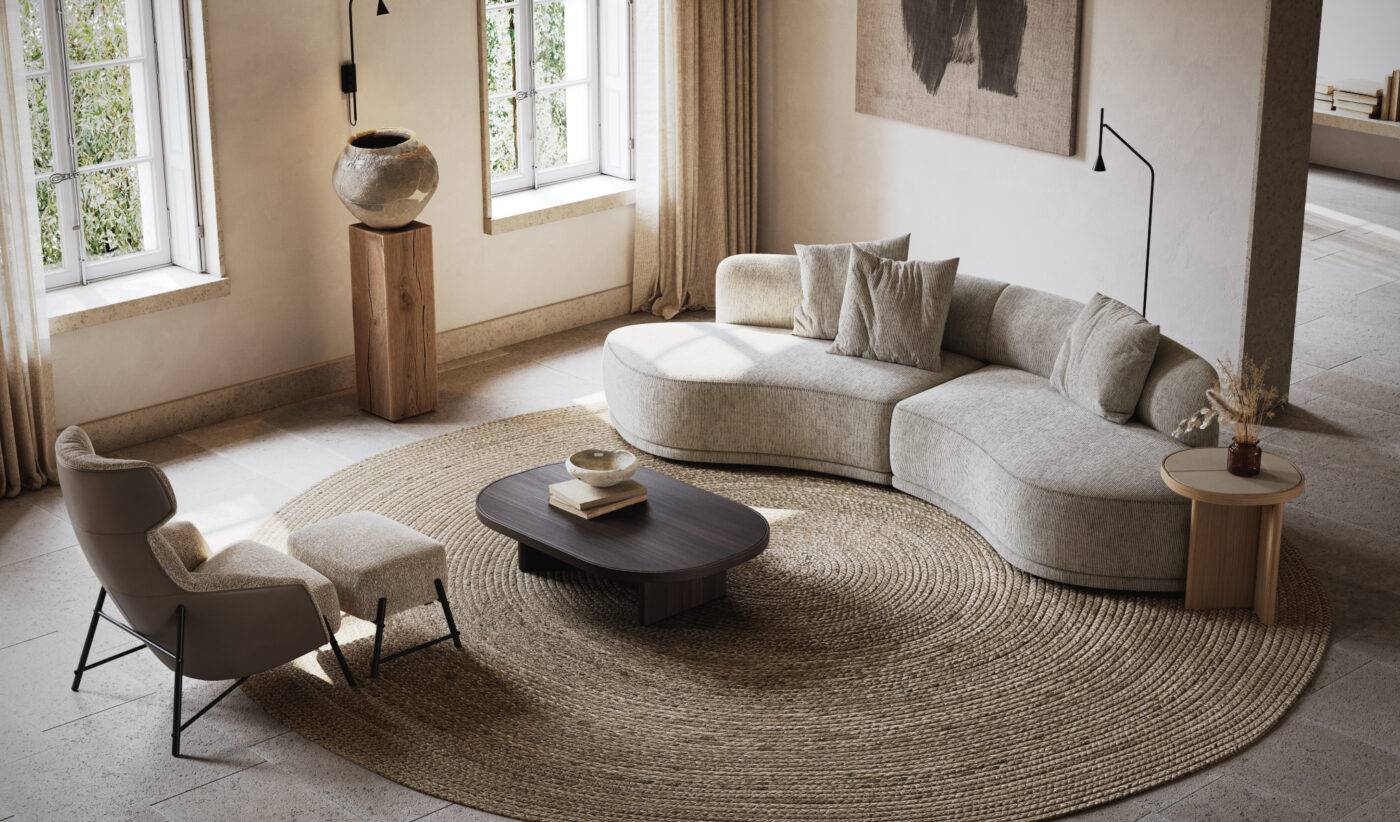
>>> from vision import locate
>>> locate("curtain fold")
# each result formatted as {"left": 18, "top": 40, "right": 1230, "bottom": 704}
{"left": 0, "top": 3, "right": 58, "bottom": 497}
{"left": 633, "top": 0, "right": 758, "bottom": 318}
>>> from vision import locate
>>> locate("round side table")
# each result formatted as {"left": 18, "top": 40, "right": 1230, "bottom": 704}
{"left": 1161, "top": 447, "right": 1304, "bottom": 625}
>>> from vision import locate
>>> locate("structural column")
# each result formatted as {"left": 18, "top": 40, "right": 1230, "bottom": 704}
{"left": 349, "top": 221, "right": 437, "bottom": 421}
{"left": 1239, "top": 0, "right": 1324, "bottom": 392}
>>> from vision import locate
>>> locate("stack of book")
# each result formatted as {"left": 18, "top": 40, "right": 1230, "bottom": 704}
{"left": 1314, "top": 78, "right": 1334, "bottom": 112}
{"left": 1384, "top": 70, "right": 1400, "bottom": 121}
{"left": 1333, "top": 78, "right": 1383, "bottom": 118}
{"left": 549, "top": 478, "right": 647, "bottom": 519}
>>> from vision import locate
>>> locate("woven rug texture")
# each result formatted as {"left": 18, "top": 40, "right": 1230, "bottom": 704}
{"left": 243, "top": 406, "right": 1330, "bottom": 822}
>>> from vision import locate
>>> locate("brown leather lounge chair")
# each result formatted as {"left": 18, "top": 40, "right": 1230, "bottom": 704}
{"left": 56, "top": 426, "right": 355, "bottom": 756}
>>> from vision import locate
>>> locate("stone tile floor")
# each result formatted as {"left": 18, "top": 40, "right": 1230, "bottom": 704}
{"left": 0, "top": 166, "right": 1397, "bottom": 820}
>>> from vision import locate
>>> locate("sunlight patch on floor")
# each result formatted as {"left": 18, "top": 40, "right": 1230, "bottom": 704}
{"left": 752, "top": 507, "right": 804, "bottom": 526}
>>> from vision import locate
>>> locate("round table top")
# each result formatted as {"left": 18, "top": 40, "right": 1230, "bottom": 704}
{"left": 1160, "top": 447, "right": 1304, "bottom": 506}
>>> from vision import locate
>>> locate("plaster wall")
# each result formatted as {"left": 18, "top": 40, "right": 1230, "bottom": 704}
{"left": 50, "top": 1, "right": 634, "bottom": 427}
{"left": 758, "top": 0, "right": 1272, "bottom": 365}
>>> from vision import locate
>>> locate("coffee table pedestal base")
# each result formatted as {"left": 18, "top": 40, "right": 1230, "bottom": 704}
{"left": 640, "top": 574, "right": 726, "bottom": 625}
{"left": 518, "top": 543, "right": 727, "bottom": 625}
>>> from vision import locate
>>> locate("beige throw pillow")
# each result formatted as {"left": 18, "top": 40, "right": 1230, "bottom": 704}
{"left": 793, "top": 234, "right": 910, "bottom": 340}
{"left": 1050, "top": 293, "right": 1161, "bottom": 424}
{"left": 827, "top": 245, "right": 960, "bottom": 371}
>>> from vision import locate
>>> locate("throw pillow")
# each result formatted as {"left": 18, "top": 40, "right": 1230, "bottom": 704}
{"left": 827, "top": 244, "right": 960, "bottom": 371}
{"left": 1050, "top": 293, "right": 1161, "bottom": 424}
{"left": 793, "top": 234, "right": 910, "bottom": 340}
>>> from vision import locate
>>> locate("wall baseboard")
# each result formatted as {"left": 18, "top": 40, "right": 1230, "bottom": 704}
{"left": 80, "top": 285, "right": 632, "bottom": 451}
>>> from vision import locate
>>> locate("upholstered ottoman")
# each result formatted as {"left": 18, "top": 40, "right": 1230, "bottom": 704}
{"left": 288, "top": 512, "right": 461, "bottom": 677}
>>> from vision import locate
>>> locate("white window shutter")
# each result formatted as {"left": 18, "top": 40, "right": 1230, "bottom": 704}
{"left": 154, "top": 0, "right": 202, "bottom": 271}
{"left": 598, "top": 0, "right": 632, "bottom": 180}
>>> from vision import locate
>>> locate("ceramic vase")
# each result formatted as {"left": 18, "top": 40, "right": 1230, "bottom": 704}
{"left": 332, "top": 127, "right": 439, "bottom": 230}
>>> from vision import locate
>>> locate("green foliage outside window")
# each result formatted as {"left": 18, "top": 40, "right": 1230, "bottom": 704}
{"left": 533, "top": 2, "right": 569, "bottom": 170}
{"left": 21, "top": 0, "right": 147, "bottom": 271}
{"left": 485, "top": 9, "right": 519, "bottom": 179}
{"left": 485, "top": 1, "right": 574, "bottom": 180}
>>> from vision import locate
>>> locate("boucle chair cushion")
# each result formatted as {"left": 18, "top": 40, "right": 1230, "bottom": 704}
{"left": 194, "top": 540, "right": 343, "bottom": 632}
{"left": 828, "top": 245, "right": 960, "bottom": 371}
{"left": 157, "top": 520, "right": 213, "bottom": 571}
{"left": 793, "top": 234, "right": 910, "bottom": 340}
{"left": 1050, "top": 293, "right": 1161, "bottom": 424}
{"left": 288, "top": 512, "right": 446, "bottom": 620}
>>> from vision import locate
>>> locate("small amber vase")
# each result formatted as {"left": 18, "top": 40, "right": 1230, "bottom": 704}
{"left": 1227, "top": 438, "right": 1262, "bottom": 477}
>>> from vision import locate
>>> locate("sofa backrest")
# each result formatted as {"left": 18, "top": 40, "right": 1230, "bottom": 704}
{"left": 941, "top": 275, "right": 1007, "bottom": 362}
{"left": 1136, "top": 337, "right": 1219, "bottom": 448}
{"left": 981, "top": 285, "right": 1083, "bottom": 377}
{"left": 712, "top": 252, "right": 1217, "bottom": 444}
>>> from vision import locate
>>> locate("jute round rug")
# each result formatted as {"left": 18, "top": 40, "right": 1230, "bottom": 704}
{"left": 245, "top": 406, "right": 1330, "bottom": 822}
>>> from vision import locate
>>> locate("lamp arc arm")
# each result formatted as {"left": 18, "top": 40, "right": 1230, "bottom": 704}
{"left": 1095, "top": 109, "right": 1155, "bottom": 318}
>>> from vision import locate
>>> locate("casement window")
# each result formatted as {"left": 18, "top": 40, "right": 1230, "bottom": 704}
{"left": 484, "top": 0, "right": 631, "bottom": 196}
{"left": 19, "top": 0, "right": 204, "bottom": 290}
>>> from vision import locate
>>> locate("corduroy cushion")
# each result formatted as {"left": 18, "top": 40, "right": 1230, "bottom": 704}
{"left": 828, "top": 245, "right": 959, "bottom": 371}
{"left": 288, "top": 511, "right": 446, "bottom": 620}
{"left": 793, "top": 234, "right": 910, "bottom": 340}
{"left": 1050, "top": 293, "right": 1161, "bottom": 424}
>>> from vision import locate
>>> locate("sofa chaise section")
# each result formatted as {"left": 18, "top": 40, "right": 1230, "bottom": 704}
{"left": 890, "top": 366, "right": 1191, "bottom": 591}
{"left": 604, "top": 322, "right": 981, "bottom": 484}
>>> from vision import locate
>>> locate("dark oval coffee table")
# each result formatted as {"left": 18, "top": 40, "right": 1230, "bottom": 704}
{"left": 475, "top": 464, "right": 769, "bottom": 624}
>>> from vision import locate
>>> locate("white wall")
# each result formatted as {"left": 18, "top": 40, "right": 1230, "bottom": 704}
{"left": 759, "top": 0, "right": 1270, "bottom": 365}
{"left": 50, "top": 1, "right": 634, "bottom": 427}
{"left": 1315, "top": 0, "right": 1400, "bottom": 82}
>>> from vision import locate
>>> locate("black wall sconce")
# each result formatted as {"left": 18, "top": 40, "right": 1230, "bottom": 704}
{"left": 1093, "top": 107, "right": 1155, "bottom": 318}
{"left": 342, "top": 0, "right": 390, "bottom": 126}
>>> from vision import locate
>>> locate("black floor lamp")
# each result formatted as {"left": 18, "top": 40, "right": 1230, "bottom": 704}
{"left": 1092, "top": 107, "right": 1154, "bottom": 318}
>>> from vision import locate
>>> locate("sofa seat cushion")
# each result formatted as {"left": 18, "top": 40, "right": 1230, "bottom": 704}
{"left": 890, "top": 366, "right": 1191, "bottom": 590}
{"left": 603, "top": 322, "right": 982, "bottom": 483}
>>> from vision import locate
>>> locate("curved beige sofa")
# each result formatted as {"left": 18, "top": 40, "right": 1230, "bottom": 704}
{"left": 603, "top": 254, "right": 1219, "bottom": 592}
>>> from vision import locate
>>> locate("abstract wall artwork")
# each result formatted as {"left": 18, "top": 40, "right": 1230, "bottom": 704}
{"left": 856, "top": 0, "right": 1084, "bottom": 155}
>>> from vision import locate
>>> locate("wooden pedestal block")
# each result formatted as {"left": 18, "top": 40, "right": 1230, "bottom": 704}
{"left": 349, "top": 222, "right": 437, "bottom": 421}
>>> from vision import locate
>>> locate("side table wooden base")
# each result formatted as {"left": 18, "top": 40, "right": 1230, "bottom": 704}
{"left": 1163, "top": 447, "right": 1304, "bottom": 627}
{"left": 1184, "top": 501, "right": 1284, "bottom": 624}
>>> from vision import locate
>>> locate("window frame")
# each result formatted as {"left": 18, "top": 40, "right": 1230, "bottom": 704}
{"left": 486, "top": 0, "right": 605, "bottom": 197}
{"left": 23, "top": 0, "right": 177, "bottom": 291}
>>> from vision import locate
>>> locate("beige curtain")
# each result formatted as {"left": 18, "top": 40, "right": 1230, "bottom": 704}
{"left": 0, "top": 4, "right": 58, "bottom": 496}
{"left": 632, "top": 0, "right": 758, "bottom": 318}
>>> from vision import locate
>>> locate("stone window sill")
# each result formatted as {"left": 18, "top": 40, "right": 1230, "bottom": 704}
{"left": 487, "top": 175, "right": 636, "bottom": 235}
{"left": 46, "top": 266, "right": 230, "bottom": 335}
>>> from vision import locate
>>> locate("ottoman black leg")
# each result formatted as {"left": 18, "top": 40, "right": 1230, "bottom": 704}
{"left": 435, "top": 579, "right": 463, "bottom": 649}
{"left": 324, "top": 617, "right": 357, "bottom": 687}
{"left": 370, "top": 597, "right": 388, "bottom": 679}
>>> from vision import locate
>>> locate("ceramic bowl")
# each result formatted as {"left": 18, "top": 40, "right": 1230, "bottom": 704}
{"left": 566, "top": 449, "right": 638, "bottom": 487}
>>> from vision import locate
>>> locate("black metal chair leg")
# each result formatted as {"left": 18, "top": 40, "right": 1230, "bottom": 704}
{"left": 370, "top": 597, "right": 388, "bottom": 679}
{"left": 72, "top": 587, "right": 107, "bottom": 692}
{"left": 324, "top": 617, "right": 356, "bottom": 687}
{"left": 172, "top": 604, "right": 186, "bottom": 758}
{"left": 435, "top": 579, "right": 462, "bottom": 649}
